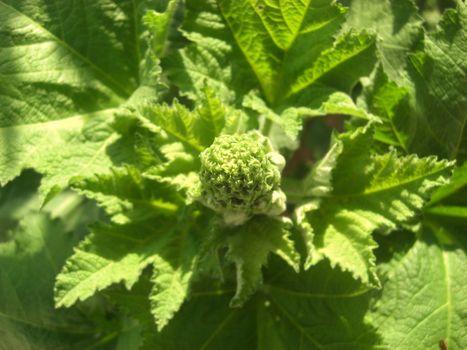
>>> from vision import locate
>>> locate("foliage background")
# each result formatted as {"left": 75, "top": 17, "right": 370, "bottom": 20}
{"left": 0, "top": 0, "right": 465, "bottom": 349}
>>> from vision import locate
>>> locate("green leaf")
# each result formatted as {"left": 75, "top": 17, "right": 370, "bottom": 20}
{"left": 113, "top": 110, "right": 199, "bottom": 183}
{"left": 258, "top": 260, "right": 380, "bottom": 350}
{"left": 136, "top": 102, "right": 206, "bottom": 153}
{"left": 360, "top": 67, "right": 411, "bottom": 151}
{"left": 135, "top": 89, "right": 229, "bottom": 154}
{"left": 345, "top": 0, "right": 423, "bottom": 81}
{"left": 429, "top": 161, "right": 467, "bottom": 206}
{"left": 144, "top": 0, "right": 181, "bottom": 57}
{"left": 162, "top": 0, "right": 377, "bottom": 144}
{"left": 55, "top": 208, "right": 205, "bottom": 331}
{"left": 116, "top": 259, "right": 381, "bottom": 350}
{"left": 123, "top": 286, "right": 257, "bottom": 350}
{"left": 404, "top": 4, "right": 467, "bottom": 160}
{"left": 426, "top": 161, "right": 467, "bottom": 219}
{"left": 0, "top": 0, "right": 148, "bottom": 197}
{"left": 297, "top": 126, "right": 454, "bottom": 286}
{"left": 149, "top": 228, "right": 198, "bottom": 331}
{"left": 218, "top": 0, "right": 376, "bottom": 104}
{"left": 54, "top": 223, "right": 168, "bottom": 308}
{"left": 425, "top": 205, "right": 467, "bottom": 218}
{"left": 162, "top": 0, "right": 258, "bottom": 103}
{"left": 289, "top": 30, "right": 376, "bottom": 97}
{"left": 0, "top": 212, "right": 120, "bottom": 349}
{"left": 195, "top": 86, "right": 228, "bottom": 141}
{"left": 164, "top": 0, "right": 375, "bottom": 110}
{"left": 210, "top": 216, "right": 300, "bottom": 307}
{"left": 243, "top": 87, "right": 378, "bottom": 142}
{"left": 360, "top": 3, "right": 467, "bottom": 160}
{"left": 302, "top": 140, "right": 343, "bottom": 200}
{"left": 71, "top": 166, "right": 182, "bottom": 224}
{"left": 370, "top": 228, "right": 467, "bottom": 350}
{"left": 0, "top": 110, "right": 122, "bottom": 198}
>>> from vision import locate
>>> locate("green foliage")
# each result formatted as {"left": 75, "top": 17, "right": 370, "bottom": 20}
{"left": 296, "top": 126, "right": 453, "bottom": 287}
{"left": 54, "top": 168, "right": 204, "bottom": 330}
{"left": 0, "top": 0, "right": 149, "bottom": 199}
{"left": 370, "top": 229, "right": 467, "bottom": 349}
{"left": 0, "top": 0, "right": 466, "bottom": 349}
{"left": 70, "top": 166, "right": 183, "bottom": 224}
{"left": 216, "top": 0, "right": 375, "bottom": 104}
{"left": 164, "top": 0, "right": 377, "bottom": 142}
{"left": 112, "top": 259, "right": 381, "bottom": 350}
{"left": 0, "top": 174, "right": 131, "bottom": 349}
{"left": 345, "top": 0, "right": 423, "bottom": 81}
{"left": 213, "top": 216, "right": 300, "bottom": 307}
{"left": 358, "top": 1, "right": 467, "bottom": 161}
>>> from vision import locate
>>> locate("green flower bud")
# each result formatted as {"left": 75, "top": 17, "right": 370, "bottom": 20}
{"left": 199, "top": 131, "right": 286, "bottom": 225}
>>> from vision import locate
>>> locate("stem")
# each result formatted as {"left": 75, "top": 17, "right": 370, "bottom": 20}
{"left": 261, "top": 118, "right": 273, "bottom": 136}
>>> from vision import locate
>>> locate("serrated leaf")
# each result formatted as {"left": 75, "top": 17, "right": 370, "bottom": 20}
{"left": 149, "top": 225, "right": 198, "bottom": 331}
{"left": 429, "top": 161, "right": 467, "bottom": 206}
{"left": 243, "top": 88, "right": 378, "bottom": 142}
{"left": 118, "top": 259, "right": 381, "bottom": 350}
{"left": 345, "top": 0, "right": 423, "bottom": 81}
{"left": 221, "top": 217, "right": 300, "bottom": 307}
{"left": 370, "top": 228, "right": 467, "bottom": 350}
{"left": 0, "top": 211, "right": 120, "bottom": 349}
{"left": 149, "top": 203, "right": 205, "bottom": 332}
{"left": 360, "top": 3, "right": 467, "bottom": 160}
{"left": 136, "top": 89, "right": 229, "bottom": 153}
{"left": 288, "top": 30, "right": 376, "bottom": 97}
{"left": 360, "top": 67, "right": 410, "bottom": 151}
{"left": 54, "top": 223, "right": 169, "bottom": 308}
{"left": 297, "top": 126, "right": 454, "bottom": 286}
{"left": 71, "top": 166, "right": 182, "bottom": 224}
{"left": 195, "top": 86, "right": 227, "bottom": 140}
{"left": 302, "top": 137, "right": 344, "bottom": 199}
{"left": 217, "top": 0, "right": 376, "bottom": 103}
{"left": 165, "top": 0, "right": 376, "bottom": 108}
{"left": 55, "top": 208, "right": 205, "bottom": 331}
{"left": 0, "top": 110, "right": 122, "bottom": 199}
{"left": 136, "top": 102, "right": 206, "bottom": 153}
{"left": 144, "top": 0, "right": 181, "bottom": 57}
{"left": 406, "top": 4, "right": 467, "bottom": 160}
{"left": 162, "top": 0, "right": 258, "bottom": 103}
{"left": 425, "top": 161, "right": 467, "bottom": 221}
{"left": 0, "top": 0, "right": 148, "bottom": 197}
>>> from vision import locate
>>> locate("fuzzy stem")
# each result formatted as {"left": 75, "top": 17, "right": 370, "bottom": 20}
{"left": 261, "top": 118, "right": 273, "bottom": 136}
